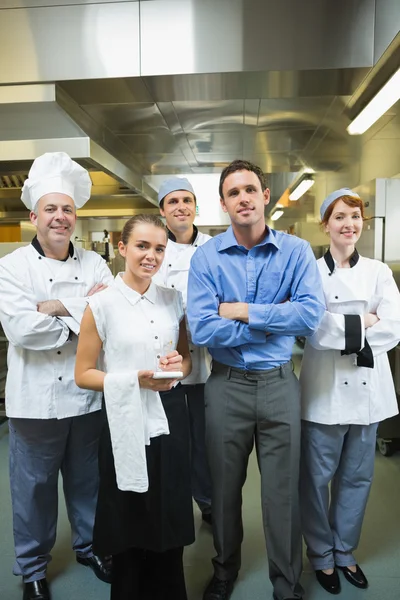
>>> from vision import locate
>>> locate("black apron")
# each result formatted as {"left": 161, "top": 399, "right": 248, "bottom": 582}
{"left": 93, "top": 384, "right": 195, "bottom": 556}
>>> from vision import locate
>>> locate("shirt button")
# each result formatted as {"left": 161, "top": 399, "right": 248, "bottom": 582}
{"left": 141, "top": 296, "right": 145, "bottom": 300}
{"left": 344, "top": 381, "right": 348, "bottom": 385}
{"left": 335, "top": 296, "right": 338, "bottom": 299}
{"left": 49, "top": 278, "right": 53, "bottom": 282}
{"left": 190, "top": 349, "right": 193, "bottom": 353}
{"left": 57, "top": 351, "right": 61, "bottom": 355}
{"left": 168, "top": 264, "right": 172, "bottom": 267}
{"left": 74, "top": 257, "right": 77, "bottom": 260}
{"left": 155, "top": 336, "right": 158, "bottom": 339}
{"left": 75, "top": 277, "right": 78, "bottom": 280}
{"left": 38, "top": 256, "right": 42, "bottom": 260}
{"left": 151, "top": 320, "right": 154, "bottom": 324}
{"left": 171, "top": 285, "right": 175, "bottom": 288}
{"left": 363, "top": 382, "right": 367, "bottom": 385}
{"left": 58, "top": 376, "right": 62, "bottom": 381}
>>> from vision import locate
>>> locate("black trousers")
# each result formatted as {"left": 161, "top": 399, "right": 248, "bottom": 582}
{"left": 111, "top": 546, "right": 187, "bottom": 600}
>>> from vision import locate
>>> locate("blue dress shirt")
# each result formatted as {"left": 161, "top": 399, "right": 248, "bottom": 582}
{"left": 187, "top": 226, "right": 325, "bottom": 370}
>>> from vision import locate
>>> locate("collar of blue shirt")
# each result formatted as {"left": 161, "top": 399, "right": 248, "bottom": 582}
{"left": 218, "top": 225, "right": 281, "bottom": 252}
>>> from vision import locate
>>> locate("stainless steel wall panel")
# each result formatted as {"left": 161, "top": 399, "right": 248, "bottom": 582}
{"left": 188, "top": 132, "right": 243, "bottom": 156}
{"left": 374, "top": 0, "right": 400, "bottom": 63}
{"left": 254, "top": 130, "right": 314, "bottom": 154}
{"left": 258, "top": 97, "right": 334, "bottom": 129}
{"left": 0, "top": 3, "right": 140, "bottom": 84}
{"left": 173, "top": 101, "right": 245, "bottom": 132}
{"left": 0, "top": 103, "right": 85, "bottom": 141}
{"left": 133, "top": 153, "right": 191, "bottom": 174}
{"left": 60, "top": 78, "right": 153, "bottom": 106}
{"left": 82, "top": 104, "right": 168, "bottom": 135}
{"left": 143, "top": 73, "right": 248, "bottom": 102}
{"left": 118, "top": 131, "right": 183, "bottom": 155}
{"left": 383, "top": 179, "right": 400, "bottom": 263}
{"left": 140, "top": 0, "right": 375, "bottom": 76}
{"left": 0, "top": 138, "right": 90, "bottom": 162}
{"left": 1, "top": 0, "right": 134, "bottom": 7}
{"left": 245, "top": 69, "right": 370, "bottom": 101}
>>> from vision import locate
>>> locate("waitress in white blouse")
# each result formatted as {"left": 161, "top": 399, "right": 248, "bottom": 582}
{"left": 75, "top": 214, "right": 194, "bottom": 600}
{"left": 300, "top": 189, "right": 400, "bottom": 595}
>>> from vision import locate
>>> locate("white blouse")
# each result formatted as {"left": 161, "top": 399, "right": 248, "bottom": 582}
{"left": 89, "top": 274, "right": 184, "bottom": 373}
{"left": 88, "top": 274, "right": 184, "bottom": 492}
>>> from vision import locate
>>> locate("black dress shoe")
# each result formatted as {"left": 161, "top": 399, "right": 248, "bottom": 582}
{"left": 76, "top": 554, "right": 113, "bottom": 583}
{"left": 23, "top": 579, "right": 50, "bottom": 600}
{"left": 203, "top": 575, "right": 236, "bottom": 600}
{"left": 202, "top": 512, "right": 212, "bottom": 526}
{"left": 338, "top": 564, "right": 368, "bottom": 589}
{"left": 315, "top": 569, "right": 341, "bottom": 594}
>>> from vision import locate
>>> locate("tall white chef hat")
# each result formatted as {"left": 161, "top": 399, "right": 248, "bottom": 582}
{"left": 21, "top": 152, "right": 92, "bottom": 211}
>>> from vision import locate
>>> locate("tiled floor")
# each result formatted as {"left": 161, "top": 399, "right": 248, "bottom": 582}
{"left": 1, "top": 419, "right": 400, "bottom": 600}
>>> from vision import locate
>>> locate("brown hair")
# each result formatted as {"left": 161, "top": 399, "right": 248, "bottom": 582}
{"left": 120, "top": 214, "right": 167, "bottom": 245}
{"left": 321, "top": 195, "right": 366, "bottom": 226}
{"left": 219, "top": 159, "right": 267, "bottom": 198}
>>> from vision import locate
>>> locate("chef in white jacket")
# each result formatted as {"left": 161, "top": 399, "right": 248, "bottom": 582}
{"left": 300, "top": 188, "right": 400, "bottom": 596}
{"left": 0, "top": 152, "right": 114, "bottom": 600}
{"left": 152, "top": 177, "right": 213, "bottom": 523}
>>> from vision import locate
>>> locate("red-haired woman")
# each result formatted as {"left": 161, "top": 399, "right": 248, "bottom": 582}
{"left": 300, "top": 188, "right": 400, "bottom": 595}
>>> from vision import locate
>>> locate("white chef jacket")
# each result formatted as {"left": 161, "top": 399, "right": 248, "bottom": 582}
{"left": 89, "top": 275, "right": 184, "bottom": 491}
{"left": 153, "top": 229, "right": 212, "bottom": 385}
{"left": 300, "top": 253, "right": 400, "bottom": 425}
{"left": 0, "top": 241, "right": 114, "bottom": 419}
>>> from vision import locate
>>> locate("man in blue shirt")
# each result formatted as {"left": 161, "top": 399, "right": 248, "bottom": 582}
{"left": 187, "top": 160, "right": 325, "bottom": 600}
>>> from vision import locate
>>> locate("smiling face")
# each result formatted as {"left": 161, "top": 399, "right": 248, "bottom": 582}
{"left": 159, "top": 189, "right": 196, "bottom": 235}
{"left": 30, "top": 193, "right": 76, "bottom": 249}
{"left": 118, "top": 223, "right": 167, "bottom": 291}
{"left": 220, "top": 170, "right": 270, "bottom": 233}
{"left": 324, "top": 199, "right": 363, "bottom": 250}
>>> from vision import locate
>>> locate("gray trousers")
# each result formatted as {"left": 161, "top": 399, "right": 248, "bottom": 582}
{"left": 300, "top": 420, "right": 378, "bottom": 571}
{"left": 185, "top": 384, "right": 212, "bottom": 514}
{"left": 9, "top": 411, "right": 102, "bottom": 582}
{"left": 205, "top": 361, "right": 303, "bottom": 600}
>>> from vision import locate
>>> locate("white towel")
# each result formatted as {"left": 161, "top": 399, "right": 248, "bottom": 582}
{"left": 103, "top": 372, "right": 170, "bottom": 492}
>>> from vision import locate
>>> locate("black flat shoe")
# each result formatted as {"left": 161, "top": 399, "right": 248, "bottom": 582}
{"left": 76, "top": 554, "right": 113, "bottom": 583}
{"left": 203, "top": 575, "right": 237, "bottom": 600}
{"left": 315, "top": 569, "right": 341, "bottom": 595}
{"left": 338, "top": 565, "right": 368, "bottom": 589}
{"left": 202, "top": 512, "right": 212, "bottom": 526}
{"left": 23, "top": 579, "right": 50, "bottom": 600}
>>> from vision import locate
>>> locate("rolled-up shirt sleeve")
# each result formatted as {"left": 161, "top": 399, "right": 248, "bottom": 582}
{"left": 247, "top": 243, "right": 325, "bottom": 336}
{"left": 187, "top": 248, "right": 266, "bottom": 348}
{"left": 307, "top": 312, "right": 365, "bottom": 351}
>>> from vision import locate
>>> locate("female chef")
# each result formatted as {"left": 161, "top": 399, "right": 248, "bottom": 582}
{"left": 300, "top": 188, "right": 400, "bottom": 595}
{"left": 75, "top": 213, "right": 194, "bottom": 600}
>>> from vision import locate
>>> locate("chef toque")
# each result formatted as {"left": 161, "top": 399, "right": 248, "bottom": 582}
{"left": 158, "top": 177, "right": 196, "bottom": 205}
{"left": 21, "top": 152, "right": 92, "bottom": 211}
{"left": 320, "top": 188, "right": 360, "bottom": 220}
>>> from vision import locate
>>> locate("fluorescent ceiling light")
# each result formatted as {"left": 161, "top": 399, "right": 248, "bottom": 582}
{"left": 289, "top": 178, "right": 314, "bottom": 201}
{"left": 271, "top": 210, "right": 284, "bottom": 221}
{"left": 347, "top": 68, "right": 400, "bottom": 135}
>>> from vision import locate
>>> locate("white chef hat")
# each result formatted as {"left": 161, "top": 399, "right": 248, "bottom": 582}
{"left": 21, "top": 152, "right": 92, "bottom": 211}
